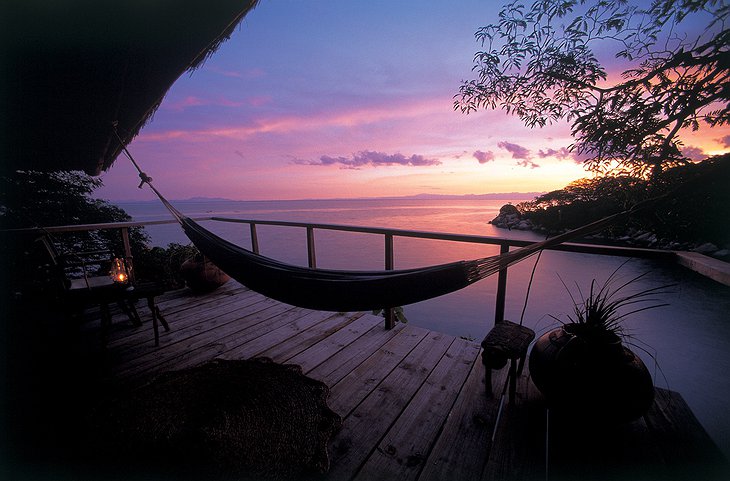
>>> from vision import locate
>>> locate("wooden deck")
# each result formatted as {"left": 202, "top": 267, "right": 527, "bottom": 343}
{"left": 74, "top": 280, "right": 728, "bottom": 481}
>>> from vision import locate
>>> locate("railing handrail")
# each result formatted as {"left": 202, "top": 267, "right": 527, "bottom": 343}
{"left": 1, "top": 217, "right": 214, "bottom": 233}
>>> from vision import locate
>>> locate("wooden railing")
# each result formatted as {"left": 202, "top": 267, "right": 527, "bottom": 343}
{"left": 10, "top": 216, "right": 728, "bottom": 328}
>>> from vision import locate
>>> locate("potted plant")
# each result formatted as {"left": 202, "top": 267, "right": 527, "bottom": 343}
{"left": 179, "top": 247, "right": 230, "bottom": 294}
{"left": 528, "top": 264, "right": 672, "bottom": 424}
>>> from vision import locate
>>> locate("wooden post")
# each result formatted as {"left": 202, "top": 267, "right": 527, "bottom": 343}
{"left": 120, "top": 227, "right": 135, "bottom": 282}
{"left": 494, "top": 243, "right": 509, "bottom": 325}
{"left": 384, "top": 234, "right": 395, "bottom": 329}
{"left": 250, "top": 223, "right": 260, "bottom": 254}
{"left": 306, "top": 226, "right": 317, "bottom": 268}
{"left": 384, "top": 234, "right": 394, "bottom": 270}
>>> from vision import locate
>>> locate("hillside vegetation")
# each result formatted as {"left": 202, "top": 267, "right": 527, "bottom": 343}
{"left": 501, "top": 154, "right": 730, "bottom": 254}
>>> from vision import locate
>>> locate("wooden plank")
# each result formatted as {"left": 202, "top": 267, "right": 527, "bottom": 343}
{"left": 226, "top": 309, "right": 336, "bottom": 360}
{"left": 108, "top": 290, "right": 270, "bottom": 354}
{"left": 286, "top": 313, "right": 383, "bottom": 373}
{"left": 483, "top": 363, "right": 545, "bottom": 481}
{"left": 307, "top": 319, "right": 405, "bottom": 386}
{"left": 356, "top": 338, "right": 481, "bottom": 481}
{"left": 418, "top": 353, "right": 509, "bottom": 481}
{"left": 106, "top": 294, "right": 281, "bottom": 369}
{"left": 113, "top": 301, "right": 296, "bottom": 379}
{"left": 100, "top": 284, "right": 259, "bottom": 347}
{"left": 643, "top": 388, "right": 729, "bottom": 479}
{"left": 325, "top": 331, "right": 454, "bottom": 481}
{"left": 148, "top": 281, "right": 249, "bottom": 312}
{"left": 675, "top": 251, "right": 730, "bottom": 286}
{"left": 326, "top": 325, "right": 429, "bottom": 417}
{"left": 260, "top": 312, "right": 366, "bottom": 363}
{"left": 120, "top": 342, "right": 229, "bottom": 389}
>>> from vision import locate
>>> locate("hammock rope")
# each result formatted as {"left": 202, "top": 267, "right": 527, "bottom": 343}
{"left": 114, "top": 129, "right": 663, "bottom": 312}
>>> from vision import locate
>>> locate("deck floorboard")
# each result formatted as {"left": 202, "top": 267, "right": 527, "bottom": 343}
{"left": 76, "top": 281, "right": 727, "bottom": 480}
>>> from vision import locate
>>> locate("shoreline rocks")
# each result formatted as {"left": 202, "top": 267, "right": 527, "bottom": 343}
{"left": 489, "top": 204, "right": 536, "bottom": 231}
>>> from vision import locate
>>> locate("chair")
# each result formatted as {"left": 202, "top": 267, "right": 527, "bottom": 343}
{"left": 34, "top": 235, "right": 169, "bottom": 346}
{"left": 481, "top": 320, "right": 535, "bottom": 404}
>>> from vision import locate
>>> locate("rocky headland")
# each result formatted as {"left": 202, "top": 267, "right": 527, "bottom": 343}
{"left": 489, "top": 203, "right": 729, "bottom": 261}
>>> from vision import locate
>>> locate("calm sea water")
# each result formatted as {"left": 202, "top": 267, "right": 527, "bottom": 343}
{"left": 117, "top": 198, "right": 730, "bottom": 456}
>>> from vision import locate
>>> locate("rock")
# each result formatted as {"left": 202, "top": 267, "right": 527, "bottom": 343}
{"left": 499, "top": 204, "right": 520, "bottom": 216}
{"left": 692, "top": 242, "right": 719, "bottom": 254}
{"left": 490, "top": 204, "right": 525, "bottom": 229}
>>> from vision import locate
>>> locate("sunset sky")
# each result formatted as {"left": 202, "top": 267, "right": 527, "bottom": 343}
{"left": 95, "top": 0, "right": 730, "bottom": 201}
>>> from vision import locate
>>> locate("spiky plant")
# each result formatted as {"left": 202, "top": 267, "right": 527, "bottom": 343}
{"left": 554, "top": 261, "right": 674, "bottom": 343}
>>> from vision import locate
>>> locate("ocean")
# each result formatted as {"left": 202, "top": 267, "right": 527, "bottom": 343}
{"left": 117, "top": 197, "right": 730, "bottom": 455}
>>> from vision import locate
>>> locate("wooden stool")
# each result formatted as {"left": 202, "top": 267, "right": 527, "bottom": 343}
{"left": 481, "top": 320, "right": 535, "bottom": 404}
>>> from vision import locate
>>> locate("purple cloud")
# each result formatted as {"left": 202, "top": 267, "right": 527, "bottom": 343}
{"left": 539, "top": 146, "right": 592, "bottom": 164}
{"left": 538, "top": 147, "right": 572, "bottom": 159}
{"left": 720, "top": 135, "right": 730, "bottom": 148}
{"left": 516, "top": 159, "right": 540, "bottom": 169}
{"left": 473, "top": 150, "right": 495, "bottom": 164}
{"left": 682, "top": 146, "right": 706, "bottom": 161}
{"left": 293, "top": 150, "right": 441, "bottom": 169}
{"left": 497, "top": 141, "right": 531, "bottom": 159}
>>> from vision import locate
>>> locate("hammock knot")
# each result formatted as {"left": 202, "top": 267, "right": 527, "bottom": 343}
{"left": 138, "top": 172, "right": 153, "bottom": 189}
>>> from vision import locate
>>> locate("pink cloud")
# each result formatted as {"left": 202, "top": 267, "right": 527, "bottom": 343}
{"left": 538, "top": 147, "right": 572, "bottom": 159}
{"left": 293, "top": 150, "right": 441, "bottom": 169}
{"left": 473, "top": 150, "right": 495, "bottom": 164}
{"left": 165, "top": 96, "right": 207, "bottom": 112}
{"left": 516, "top": 159, "right": 541, "bottom": 169}
{"left": 681, "top": 145, "right": 706, "bottom": 161}
{"left": 497, "top": 141, "right": 531, "bottom": 159}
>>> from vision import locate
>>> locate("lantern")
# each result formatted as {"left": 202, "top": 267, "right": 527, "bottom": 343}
{"left": 110, "top": 257, "right": 129, "bottom": 284}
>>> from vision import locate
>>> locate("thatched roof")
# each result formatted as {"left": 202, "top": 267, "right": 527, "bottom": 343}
{"left": 2, "top": 0, "right": 259, "bottom": 175}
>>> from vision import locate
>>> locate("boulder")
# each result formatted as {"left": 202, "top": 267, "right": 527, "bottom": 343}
{"left": 490, "top": 204, "right": 524, "bottom": 229}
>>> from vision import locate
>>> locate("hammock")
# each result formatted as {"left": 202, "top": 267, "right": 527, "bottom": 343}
{"left": 177, "top": 212, "right": 623, "bottom": 311}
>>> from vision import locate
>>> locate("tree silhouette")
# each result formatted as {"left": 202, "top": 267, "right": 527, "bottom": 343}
{"left": 456, "top": 0, "right": 729, "bottom": 183}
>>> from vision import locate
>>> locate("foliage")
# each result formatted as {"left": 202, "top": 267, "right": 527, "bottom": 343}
{"left": 517, "top": 153, "right": 730, "bottom": 244}
{"left": 517, "top": 175, "right": 647, "bottom": 234}
{"left": 553, "top": 262, "right": 674, "bottom": 342}
{"left": 372, "top": 306, "right": 408, "bottom": 324}
{"left": 456, "top": 0, "right": 729, "bottom": 182}
{"left": 134, "top": 243, "right": 201, "bottom": 290}
{"left": 0, "top": 170, "right": 149, "bottom": 255}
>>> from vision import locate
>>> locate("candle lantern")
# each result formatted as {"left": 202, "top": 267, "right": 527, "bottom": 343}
{"left": 110, "top": 257, "right": 129, "bottom": 284}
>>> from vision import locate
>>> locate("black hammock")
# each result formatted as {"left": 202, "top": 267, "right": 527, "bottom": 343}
{"left": 147, "top": 182, "right": 630, "bottom": 312}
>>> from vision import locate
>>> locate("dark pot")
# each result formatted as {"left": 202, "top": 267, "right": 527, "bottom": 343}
{"left": 529, "top": 325, "right": 654, "bottom": 424}
{"left": 180, "top": 257, "right": 230, "bottom": 293}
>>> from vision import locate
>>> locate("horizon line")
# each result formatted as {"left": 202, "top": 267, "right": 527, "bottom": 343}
{"left": 109, "top": 191, "right": 544, "bottom": 204}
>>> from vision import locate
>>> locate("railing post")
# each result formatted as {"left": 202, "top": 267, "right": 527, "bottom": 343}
{"left": 494, "top": 243, "right": 509, "bottom": 325}
{"left": 249, "top": 223, "right": 260, "bottom": 254}
{"left": 384, "top": 234, "right": 395, "bottom": 329}
{"left": 306, "top": 227, "right": 317, "bottom": 268}
{"left": 120, "top": 227, "right": 135, "bottom": 282}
